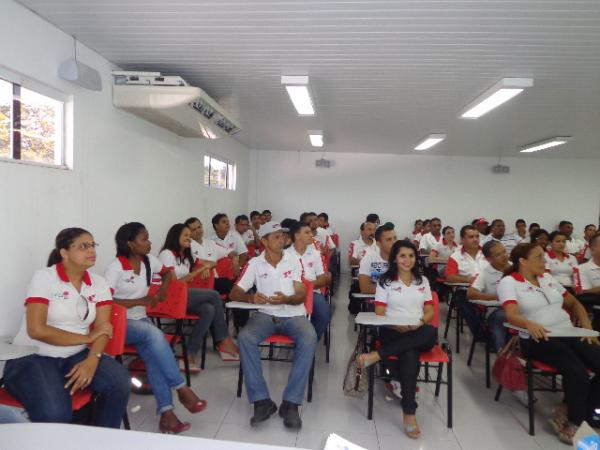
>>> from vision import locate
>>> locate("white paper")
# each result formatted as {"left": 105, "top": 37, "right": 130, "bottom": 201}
{"left": 323, "top": 433, "right": 368, "bottom": 450}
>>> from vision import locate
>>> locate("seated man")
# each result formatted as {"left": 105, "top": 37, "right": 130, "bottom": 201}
{"left": 446, "top": 225, "right": 487, "bottom": 341}
{"left": 513, "top": 218, "right": 528, "bottom": 244}
{"left": 575, "top": 232, "right": 600, "bottom": 330}
{"left": 211, "top": 213, "right": 249, "bottom": 268}
{"left": 262, "top": 209, "right": 272, "bottom": 223}
{"left": 358, "top": 223, "right": 397, "bottom": 295}
{"left": 480, "top": 219, "right": 519, "bottom": 253}
{"left": 559, "top": 220, "right": 585, "bottom": 256}
{"left": 229, "top": 222, "right": 316, "bottom": 430}
{"left": 418, "top": 217, "right": 442, "bottom": 255}
{"left": 365, "top": 213, "right": 381, "bottom": 227}
{"left": 317, "top": 212, "right": 333, "bottom": 235}
{"left": 235, "top": 214, "right": 260, "bottom": 249}
{"left": 348, "top": 222, "right": 377, "bottom": 268}
{"left": 578, "top": 224, "right": 598, "bottom": 262}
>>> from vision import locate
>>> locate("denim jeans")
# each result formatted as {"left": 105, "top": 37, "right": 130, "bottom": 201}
{"left": 486, "top": 308, "right": 508, "bottom": 352}
{"left": 238, "top": 312, "right": 317, "bottom": 405}
{"left": 126, "top": 318, "right": 186, "bottom": 414}
{"left": 311, "top": 292, "right": 331, "bottom": 340}
{"left": 3, "top": 350, "right": 130, "bottom": 428}
{"left": 186, "top": 288, "right": 229, "bottom": 355}
{"left": 0, "top": 405, "right": 26, "bottom": 424}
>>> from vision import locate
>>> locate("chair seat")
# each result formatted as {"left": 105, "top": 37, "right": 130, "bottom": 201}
{"left": 0, "top": 387, "right": 92, "bottom": 410}
{"left": 419, "top": 345, "right": 450, "bottom": 363}
{"left": 263, "top": 334, "right": 295, "bottom": 345}
{"left": 531, "top": 360, "right": 558, "bottom": 373}
{"left": 183, "top": 314, "right": 200, "bottom": 320}
{"left": 123, "top": 344, "right": 138, "bottom": 354}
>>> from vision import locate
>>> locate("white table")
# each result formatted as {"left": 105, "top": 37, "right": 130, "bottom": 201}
{"left": 0, "top": 423, "right": 309, "bottom": 450}
{"left": 0, "top": 337, "right": 37, "bottom": 361}
{"left": 427, "top": 257, "right": 449, "bottom": 265}
{"left": 355, "top": 312, "right": 421, "bottom": 327}
{"left": 444, "top": 282, "right": 470, "bottom": 288}
{"left": 504, "top": 323, "right": 599, "bottom": 338}
{"left": 225, "top": 301, "right": 263, "bottom": 310}
{"left": 469, "top": 300, "right": 501, "bottom": 307}
{"left": 350, "top": 293, "right": 375, "bottom": 299}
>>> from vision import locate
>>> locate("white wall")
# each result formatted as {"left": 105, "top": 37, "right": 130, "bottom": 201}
{"left": 0, "top": 1, "right": 251, "bottom": 337}
{"left": 249, "top": 150, "right": 600, "bottom": 269}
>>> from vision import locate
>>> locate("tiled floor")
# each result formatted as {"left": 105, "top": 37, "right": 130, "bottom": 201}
{"left": 126, "top": 276, "right": 586, "bottom": 449}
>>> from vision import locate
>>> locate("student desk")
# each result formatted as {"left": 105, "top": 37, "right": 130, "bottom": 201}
{"left": 0, "top": 338, "right": 37, "bottom": 361}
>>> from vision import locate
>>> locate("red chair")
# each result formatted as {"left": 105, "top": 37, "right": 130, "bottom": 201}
{"left": 0, "top": 304, "right": 129, "bottom": 428}
{"left": 188, "top": 269, "right": 215, "bottom": 290}
{"left": 247, "top": 243, "right": 257, "bottom": 258}
{"left": 365, "top": 292, "right": 453, "bottom": 428}
{"left": 236, "top": 280, "right": 316, "bottom": 402}
{"left": 215, "top": 257, "right": 235, "bottom": 280}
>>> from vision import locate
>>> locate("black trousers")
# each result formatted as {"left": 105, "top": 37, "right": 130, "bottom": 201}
{"left": 522, "top": 337, "right": 600, "bottom": 425}
{"left": 453, "top": 289, "right": 484, "bottom": 341}
{"left": 578, "top": 293, "right": 600, "bottom": 331}
{"left": 214, "top": 277, "right": 248, "bottom": 329}
{"left": 378, "top": 325, "right": 437, "bottom": 414}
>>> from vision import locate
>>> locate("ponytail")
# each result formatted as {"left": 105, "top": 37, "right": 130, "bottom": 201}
{"left": 46, "top": 227, "right": 91, "bottom": 267}
{"left": 47, "top": 249, "right": 61, "bottom": 267}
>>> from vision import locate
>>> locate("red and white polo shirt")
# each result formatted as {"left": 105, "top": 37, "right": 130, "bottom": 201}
{"left": 430, "top": 239, "right": 458, "bottom": 259}
{"left": 236, "top": 251, "right": 305, "bottom": 317}
{"left": 104, "top": 255, "right": 168, "bottom": 320}
{"left": 191, "top": 239, "right": 229, "bottom": 263}
{"left": 419, "top": 232, "right": 442, "bottom": 253}
{"left": 211, "top": 231, "right": 248, "bottom": 256}
{"left": 374, "top": 277, "right": 433, "bottom": 322}
{"left": 286, "top": 245, "right": 325, "bottom": 293}
{"left": 565, "top": 237, "right": 585, "bottom": 256}
{"left": 446, "top": 247, "right": 487, "bottom": 279}
{"left": 544, "top": 250, "right": 578, "bottom": 287}
{"left": 574, "top": 259, "right": 600, "bottom": 293}
{"left": 471, "top": 264, "right": 504, "bottom": 296}
{"left": 13, "top": 263, "right": 112, "bottom": 358}
{"left": 314, "top": 228, "right": 336, "bottom": 251}
{"left": 348, "top": 238, "right": 377, "bottom": 261}
{"left": 498, "top": 273, "right": 572, "bottom": 334}
{"left": 158, "top": 249, "right": 192, "bottom": 279}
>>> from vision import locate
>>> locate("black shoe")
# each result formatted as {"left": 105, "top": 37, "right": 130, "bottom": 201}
{"left": 278, "top": 400, "right": 302, "bottom": 430}
{"left": 250, "top": 399, "right": 277, "bottom": 426}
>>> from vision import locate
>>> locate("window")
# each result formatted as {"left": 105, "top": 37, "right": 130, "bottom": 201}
{"left": 204, "top": 155, "right": 236, "bottom": 190}
{"left": 0, "top": 78, "right": 65, "bottom": 166}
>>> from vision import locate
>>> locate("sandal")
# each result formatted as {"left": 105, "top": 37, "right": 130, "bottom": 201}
{"left": 557, "top": 422, "right": 578, "bottom": 445}
{"left": 548, "top": 410, "right": 568, "bottom": 434}
{"left": 356, "top": 353, "right": 377, "bottom": 369}
{"left": 403, "top": 416, "right": 421, "bottom": 439}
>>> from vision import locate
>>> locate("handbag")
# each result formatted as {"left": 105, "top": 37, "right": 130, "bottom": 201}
{"left": 492, "top": 335, "right": 526, "bottom": 391}
{"left": 343, "top": 329, "right": 369, "bottom": 398}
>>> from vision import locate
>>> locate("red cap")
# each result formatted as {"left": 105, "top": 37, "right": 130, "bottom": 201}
{"left": 475, "top": 217, "right": 489, "bottom": 225}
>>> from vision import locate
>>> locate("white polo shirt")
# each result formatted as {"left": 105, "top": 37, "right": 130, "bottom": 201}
{"left": 419, "top": 232, "right": 442, "bottom": 253}
{"left": 513, "top": 232, "right": 528, "bottom": 244}
{"left": 285, "top": 245, "right": 325, "bottom": 293}
{"left": 239, "top": 229, "right": 255, "bottom": 245}
{"left": 565, "top": 237, "right": 585, "bottom": 255}
{"left": 236, "top": 251, "right": 305, "bottom": 317}
{"left": 158, "top": 249, "right": 193, "bottom": 279}
{"left": 574, "top": 259, "right": 600, "bottom": 293}
{"left": 498, "top": 273, "right": 571, "bottom": 336}
{"left": 374, "top": 277, "right": 433, "bottom": 322}
{"left": 544, "top": 250, "right": 578, "bottom": 287}
{"left": 446, "top": 247, "right": 487, "bottom": 279}
{"left": 211, "top": 231, "right": 247, "bottom": 256}
{"left": 348, "top": 238, "right": 377, "bottom": 261}
{"left": 471, "top": 264, "right": 505, "bottom": 296}
{"left": 314, "top": 228, "right": 336, "bottom": 250}
{"left": 358, "top": 247, "right": 389, "bottom": 284}
{"left": 104, "top": 256, "right": 168, "bottom": 320}
{"left": 13, "top": 263, "right": 113, "bottom": 358}
{"left": 190, "top": 239, "right": 229, "bottom": 263}
{"left": 430, "top": 239, "right": 459, "bottom": 259}
{"left": 411, "top": 232, "right": 423, "bottom": 245}
{"left": 480, "top": 234, "right": 519, "bottom": 253}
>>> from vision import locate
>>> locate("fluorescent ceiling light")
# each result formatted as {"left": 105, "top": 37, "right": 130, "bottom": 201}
{"left": 461, "top": 78, "right": 533, "bottom": 119}
{"left": 520, "top": 136, "right": 571, "bottom": 153}
{"left": 414, "top": 133, "right": 446, "bottom": 151}
{"left": 309, "top": 130, "right": 324, "bottom": 147}
{"left": 281, "top": 75, "right": 315, "bottom": 116}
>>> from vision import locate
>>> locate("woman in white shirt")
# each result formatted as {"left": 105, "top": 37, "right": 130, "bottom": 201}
{"left": 498, "top": 243, "right": 600, "bottom": 445}
{"left": 105, "top": 222, "right": 207, "bottom": 434}
{"left": 545, "top": 231, "right": 578, "bottom": 288}
{"left": 429, "top": 226, "right": 458, "bottom": 277}
{"left": 356, "top": 240, "right": 436, "bottom": 440}
{"left": 4, "top": 228, "right": 129, "bottom": 428}
{"left": 159, "top": 224, "right": 239, "bottom": 367}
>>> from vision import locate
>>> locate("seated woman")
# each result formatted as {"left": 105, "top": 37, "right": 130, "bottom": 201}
{"left": 158, "top": 224, "right": 238, "bottom": 367}
{"left": 499, "top": 243, "right": 600, "bottom": 445}
{"left": 4, "top": 228, "right": 129, "bottom": 428}
{"left": 429, "top": 225, "right": 458, "bottom": 277}
{"left": 545, "top": 231, "right": 579, "bottom": 288}
{"left": 105, "top": 222, "right": 207, "bottom": 434}
{"left": 530, "top": 228, "right": 550, "bottom": 250}
{"left": 356, "top": 240, "right": 436, "bottom": 439}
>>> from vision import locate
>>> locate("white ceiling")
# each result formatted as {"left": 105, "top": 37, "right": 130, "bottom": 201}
{"left": 17, "top": 0, "right": 600, "bottom": 158}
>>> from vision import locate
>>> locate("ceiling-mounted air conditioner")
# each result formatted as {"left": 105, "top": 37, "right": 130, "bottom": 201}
{"left": 111, "top": 71, "right": 240, "bottom": 139}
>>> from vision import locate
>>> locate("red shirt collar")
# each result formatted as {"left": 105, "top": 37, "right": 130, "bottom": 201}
{"left": 56, "top": 262, "right": 91, "bottom": 286}
{"left": 117, "top": 256, "right": 133, "bottom": 270}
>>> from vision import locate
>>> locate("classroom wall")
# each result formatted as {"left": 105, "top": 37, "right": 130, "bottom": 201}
{"left": 0, "top": 1, "right": 251, "bottom": 337}
{"left": 248, "top": 150, "right": 600, "bottom": 269}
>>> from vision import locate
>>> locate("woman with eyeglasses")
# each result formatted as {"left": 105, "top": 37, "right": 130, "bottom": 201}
{"left": 4, "top": 228, "right": 130, "bottom": 428}
{"left": 105, "top": 222, "right": 207, "bottom": 434}
{"left": 498, "top": 243, "right": 600, "bottom": 445}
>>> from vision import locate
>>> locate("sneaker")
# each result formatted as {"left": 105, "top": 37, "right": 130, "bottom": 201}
{"left": 250, "top": 399, "right": 277, "bottom": 426}
{"left": 279, "top": 400, "right": 302, "bottom": 430}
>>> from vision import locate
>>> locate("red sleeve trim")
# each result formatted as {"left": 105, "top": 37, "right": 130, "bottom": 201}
{"left": 445, "top": 257, "right": 459, "bottom": 277}
{"left": 501, "top": 300, "right": 518, "bottom": 308}
{"left": 373, "top": 301, "right": 387, "bottom": 307}
{"left": 109, "top": 287, "right": 115, "bottom": 296}
{"left": 158, "top": 265, "right": 169, "bottom": 276}
{"left": 25, "top": 297, "right": 49, "bottom": 305}
{"left": 562, "top": 291, "right": 569, "bottom": 298}
{"left": 424, "top": 300, "right": 434, "bottom": 306}
{"left": 96, "top": 300, "right": 113, "bottom": 308}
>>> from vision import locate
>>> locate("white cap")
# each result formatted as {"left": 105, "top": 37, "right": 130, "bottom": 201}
{"left": 258, "top": 221, "right": 288, "bottom": 239}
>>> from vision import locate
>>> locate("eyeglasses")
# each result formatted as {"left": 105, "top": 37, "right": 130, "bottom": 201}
{"left": 76, "top": 294, "right": 90, "bottom": 321}
{"left": 71, "top": 242, "right": 99, "bottom": 251}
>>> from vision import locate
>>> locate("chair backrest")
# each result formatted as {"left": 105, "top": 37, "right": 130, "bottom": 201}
{"left": 430, "top": 291, "right": 440, "bottom": 329}
{"left": 215, "top": 257, "right": 235, "bottom": 280}
{"left": 302, "top": 279, "right": 314, "bottom": 315}
{"left": 147, "top": 280, "right": 188, "bottom": 319}
{"left": 103, "top": 304, "right": 127, "bottom": 356}
{"left": 247, "top": 243, "right": 257, "bottom": 258}
{"left": 188, "top": 269, "right": 215, "bottom": 290}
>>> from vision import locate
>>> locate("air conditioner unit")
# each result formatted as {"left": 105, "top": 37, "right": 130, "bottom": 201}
{"left": 112, "top": 71, "right": 240, "bottom": 139}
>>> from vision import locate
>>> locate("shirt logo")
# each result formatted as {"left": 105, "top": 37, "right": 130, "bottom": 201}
{"left": 393, "top": 286, "right": 402, "bottom": 292}
{"left": 86, "top": 294, "right": 96, "bottom": 302}
{"left": 308, "top": 262, "right": 314, "bottom": 268}
{"left": 259, "top": 273, "right": 269, "bottom": 279}
{"left": 125, "top": 275, "right": 136, "bottom": 284}
{"left": 56, "top": 291, "right": 70, "bottom": 299}
{"left": 418, "top": 287, "right": 426, "bottom": 293}
{"left": 283, "top": 270, "right": 292, "bottom": 279}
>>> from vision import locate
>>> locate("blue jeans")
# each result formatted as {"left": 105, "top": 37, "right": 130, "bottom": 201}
{"left": 126, "top": 318, "right": 186, "bottom": 414}
{"left": 186, "top": 288, "right": 229, "bottom": 355}
{"left": 311, "top": 292, "right": 331, "bottom": 340}
{"left": 238, "top": 312, "right": 317, "bottom": 405}
{"left": 487, "top": 308, "right": 508, "bottom": 352}
{"left": 3, "top": 350, "right": 129, "bottom": 428}
{"left": 0, "top": 405, "right": 26, "bottom": 423}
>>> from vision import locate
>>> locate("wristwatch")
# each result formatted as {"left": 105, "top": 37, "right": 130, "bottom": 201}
{"left": 91, "top": 352, "right": 102, "bottom": 359}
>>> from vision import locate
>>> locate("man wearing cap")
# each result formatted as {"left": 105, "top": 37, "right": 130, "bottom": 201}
{"left": 472, "top": 218, "right": 489, "bottom": 237}
{"left": 229, "top": 221, "right": 316, "bottom": 430}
